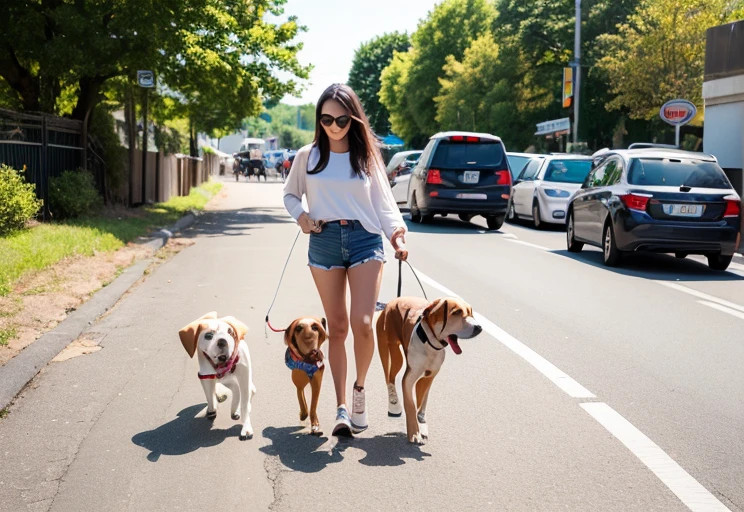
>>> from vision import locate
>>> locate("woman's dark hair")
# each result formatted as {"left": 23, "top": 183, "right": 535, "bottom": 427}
{"left": 309, "top": 83, "right": 382, "bottom": 178}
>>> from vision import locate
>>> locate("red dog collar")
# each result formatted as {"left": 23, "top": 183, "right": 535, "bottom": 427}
{"left": 198, "top": 349, "right": 240, "bottom": 380}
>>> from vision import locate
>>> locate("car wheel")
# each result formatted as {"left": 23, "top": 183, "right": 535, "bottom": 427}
{"left": 566, "top": 211, "right": 583, "bottom": 253}
{"left": 532, "top": 201, "right": 542, "bottom": 230}
{"left": 486, "top": 215, "right": 505, "bottom": 231}
{"left": 410, "top": 195, "right": 422, "bottom": 223}
{"left": 506, "top": 201, "right": 517, "bottom": 223}
{"left": 458, "top": 214, "right": 473, "bottom": 223}
{"left": 707, "top": 254, "right": 733, "bottom": 271}
{"left": 602, "top": 221, "right": 622, "bottom": 267}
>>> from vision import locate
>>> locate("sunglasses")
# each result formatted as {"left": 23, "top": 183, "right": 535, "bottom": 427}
{"left": 319, "top": 114, "right": 351, "bottom": 129}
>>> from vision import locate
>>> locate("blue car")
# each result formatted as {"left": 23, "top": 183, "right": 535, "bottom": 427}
{"left": 566, "top": 148, "right": 741, "bottom": 271}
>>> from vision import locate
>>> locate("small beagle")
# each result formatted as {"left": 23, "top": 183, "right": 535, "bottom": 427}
{"left": 376, "top": 297, "right": 482, "bottom": 444}
{"left": 178, "top": 312, "right": 256, "bottom": 440}
{"left": 284, "top": 317, "right": 328, "bottom": 435}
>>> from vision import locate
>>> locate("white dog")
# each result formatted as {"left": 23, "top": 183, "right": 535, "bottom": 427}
{"left": 178, "top": 312, "right": 256, "bottom": 440}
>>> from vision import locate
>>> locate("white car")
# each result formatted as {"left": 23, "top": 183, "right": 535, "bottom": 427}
{"left": 509, "top": 155, "right": 593, "bottom": 228}
{"left": 391, "top": 169, "right": 411, "bottom": 204}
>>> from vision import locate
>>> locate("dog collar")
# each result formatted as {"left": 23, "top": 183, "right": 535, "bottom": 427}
{"left": 285, "top": 348, "right": 324, "bottom": 379}
{"left": 199, "top": 349, "right": 240, "bottom": 380}
{"left": 415, "top": 318, "right": 447, "bottom": 351}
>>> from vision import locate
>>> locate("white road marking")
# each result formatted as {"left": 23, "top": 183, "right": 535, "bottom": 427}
{"left": 501, "top": 232, "right": 519, "bottom": 239}
{"left": 658, "top": 282, "right": 744, "bottom": 314}
{"left": 417, "top": 269, "right": 592, "bottom": 397}
{"left": 412, "top": 266, "right": 726, "bottom": 511}
{"left": 506, "top": 239, "right": 550, "bottom": 251}
{"left": 698, "top": 300, "right": 744, "bottom": 321}
{"left": 582, "top": 403, "right": 730, "bottom": 512}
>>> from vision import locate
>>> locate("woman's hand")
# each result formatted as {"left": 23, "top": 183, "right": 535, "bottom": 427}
{"left": 299, "top": 213, "right": 323, "bottom": 234}
{"left": 390, "top": 227, "right": 408, "bottom": 261}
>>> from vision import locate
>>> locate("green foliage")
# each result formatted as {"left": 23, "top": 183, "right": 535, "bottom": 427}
{"left": 0, "top": 327, "right": 15, "bottom": 346}
{"left": 0, "top": 0, "right": 310, "bottom": 136}
{"left": 277, "top": 126, "right": 313, "bottom": 149}
{"left": 348, "top": 32, "right": 411, "bottom": 135}
{"left": 49, "top": 170, "right": 103, "bottom": 220}
{"left": 89, "top": 106, "right": 128, "bottom": 202}
{"left": 0, "top": 165, "right": 42, "bottom": 236}
{"left": 596, "top": 0, "right": 744, "bottom": 121}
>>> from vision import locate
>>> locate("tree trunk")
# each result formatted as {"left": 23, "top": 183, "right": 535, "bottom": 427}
{"left": 0, "top": 48, "right": 41, "bottom": 111}
{"left": 71, "top": 76, "right": 107, "bottom": 121}
{"left": 189, "top": 120, "right": 198, "bottom": 157}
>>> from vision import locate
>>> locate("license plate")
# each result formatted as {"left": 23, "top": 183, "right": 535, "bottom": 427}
{"left": 456, "top": 193, "right": 487, "bottom": 200}
{"left": 462, "top": 171, "right": 479, "bottom": 184}
{"left": 662, "top": 204, "right": 704, "bottom": 217}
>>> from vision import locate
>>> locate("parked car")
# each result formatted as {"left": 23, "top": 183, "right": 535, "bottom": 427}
{"left": 506, "top": 152, "right": 539, "bottom": 182}
{"left": 386, "top": 150, "right": 423, "bottom": 181}
{"left": 406, "top": 131, "right": 512, "bottom": 231}
{"left": 566, "top": 148, "right": 741, "bottom": 270}
{"left": 509, "top": 155, "right": 592, "bottom": 228}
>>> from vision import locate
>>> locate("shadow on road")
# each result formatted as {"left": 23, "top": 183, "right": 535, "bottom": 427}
{"left": 131, "top": 404, "right": 241, "bottom": 462}
{"left": 552, "top": 249, "right": 744, "bottom": 282}
{"left": 185, "top": 207, "right": 295, "bottom": 238}
{"left": 403, "top": 217, "right": 505, "bottom": 235}
{"left": 259, "top": 426, "right": 430, "bottom": 472}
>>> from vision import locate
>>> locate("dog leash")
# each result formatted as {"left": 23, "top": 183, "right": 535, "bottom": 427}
{"left": 265, "top": 228, "right": 302, "bottom": 336}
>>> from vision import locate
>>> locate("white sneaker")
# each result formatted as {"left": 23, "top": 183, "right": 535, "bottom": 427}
{"left": 387, "top": 383, "right": 402, "bottom": 417}
{"left": 350, "top": 383, "right": 368, "bottom": 433}
{"left": 332, "top": 405, "right": 353, "bottom": 437}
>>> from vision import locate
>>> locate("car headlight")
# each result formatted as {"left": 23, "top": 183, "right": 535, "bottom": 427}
{"left": 543, "top": 188, "right": 570, "bottom": 198}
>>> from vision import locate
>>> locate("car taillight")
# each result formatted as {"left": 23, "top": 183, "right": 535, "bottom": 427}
{"left": 449, "top": 135, "right": 480, "bottom": 142}
{"left": 495, "top": 170, "right": 511, "bottom": 185}
{"left": 426, "top": 169, "right": 442, "bottom": 185}
{"left": 723, "top": 197, "right": 741, "bottom": 218}
{"left": 619, "top": 193, "right": 650, "bottom": 211}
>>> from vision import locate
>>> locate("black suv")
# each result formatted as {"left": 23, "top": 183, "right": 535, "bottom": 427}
{"left": 406, "top": 132, "right": 512, "bottom": 230}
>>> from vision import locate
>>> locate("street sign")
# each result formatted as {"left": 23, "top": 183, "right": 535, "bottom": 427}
{"left": 660, "top": 99, "right": 697, "bottom": 126}
{"left": 660, "top": 99, "right": 697, "bottom": 147}
{"left": 535, "top": 118, "right": 571, "bottom": 136}
{"left": 562, "top": 67, "right": 574, "bottom": 108}
{"left": 137, "top": 70, "right": 155, "bottom": 88}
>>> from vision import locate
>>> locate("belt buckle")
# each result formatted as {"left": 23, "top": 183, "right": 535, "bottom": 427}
{"left": 339, "top": 220, "right": 349, "bottom": 225}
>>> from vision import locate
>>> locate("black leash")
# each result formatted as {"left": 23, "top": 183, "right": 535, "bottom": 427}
{"left": 375, "top": 257, "right": 428, "bottom": 312}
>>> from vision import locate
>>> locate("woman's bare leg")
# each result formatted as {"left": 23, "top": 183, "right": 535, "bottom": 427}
{"left": 347, "top": 260, "right": 384, "bottom": 388}
{"left": 310, "top": 267, "right": 349, "bottom": 406}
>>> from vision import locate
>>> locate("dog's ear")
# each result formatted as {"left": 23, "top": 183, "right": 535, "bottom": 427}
{"left": 321, "top": 317, "right": 327, "bottom": 330}
{"left": 178, "top": 317, "right": 212, "bottom": 358}
{"left": 316, "top": 317, "right": 328, "bottom": 342}
{"left": 284, "top": 319, "right": 298, "bottom": 347}
{"left": 222, "top": 316, "right": 248, "bottom": 341}
{"left": 423, "top": 298, "right": 449, "bottom": 333}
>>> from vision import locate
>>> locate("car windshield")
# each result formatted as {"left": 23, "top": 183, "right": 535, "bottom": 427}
{"left": 543, "top": 160, "right": 592, "bottom": 183}
{"left": 386, "top": 154, "right": 407, "bottom": 171}
{"left": 507, "top": 155, "right": 531, "bottom": 176}
{"left": 431, "top": 141, "right": 505, "bottom": 168}
{"left": 627, "top": 158, "right": 731, "bottom": 189}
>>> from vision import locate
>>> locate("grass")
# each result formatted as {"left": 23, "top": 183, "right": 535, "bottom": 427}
{"left": 0, "top": 408, "right": 8, "bottom": 419}
{"left": 0, "top": 326, "right": 16, "bottom": 346}
{"left": 0, "top": 180, "right": 222, "bottom": 296}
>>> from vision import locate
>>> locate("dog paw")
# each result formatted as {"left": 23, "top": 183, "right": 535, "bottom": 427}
{"left": 231, "top": 412, "right": 241, "bottom": 421}
{"left": 408, "top": 432, "right": 426, "bottom": 445}
{"left": 310, "top": 425, "right": 322, "bottom": 436}
{"left": 240, "top": 427, "right": 254, "bottom": 441}
{"left": 217, "top": 394, "right": 228, "bottom": 403}
{"left": 419, "top": 423, "right": 429, "bottom": 440}
{"left": 299, "top": 411, "right": 308, "bottom": 421}
{"left": 206, "top": 410, "right": 217, "bottom": 420}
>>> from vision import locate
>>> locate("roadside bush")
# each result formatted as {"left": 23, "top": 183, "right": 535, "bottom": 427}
{"left": 49, "top": 169, "right": 103, "bottom": 219}
{"left": 0, "top": 164, "right": 42, "bottom": 236}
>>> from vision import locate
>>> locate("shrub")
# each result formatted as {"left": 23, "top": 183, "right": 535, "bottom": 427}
{"left": 0, "top": 164, "right": 42, "bottom": 236}
{"left": 49, "top": 169, "right": 103, "bottom": 219}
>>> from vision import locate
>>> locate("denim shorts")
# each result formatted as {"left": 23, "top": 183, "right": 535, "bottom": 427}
{"left": 308, "top": 220, "right": 386, "bottom": 271}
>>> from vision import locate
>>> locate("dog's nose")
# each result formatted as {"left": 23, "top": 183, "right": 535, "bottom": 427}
{"left": 218, "top": 355, "right": 228, "bottom": 362}
{"left": 217, "top": 339, "right": 227, "bottom": 349}
{"left": 473, "top": 324, "right": 482, "bottom": 337}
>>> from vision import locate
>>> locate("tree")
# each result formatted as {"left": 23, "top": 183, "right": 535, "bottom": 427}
{"left": 596, "top": 0, "right": 744, "bottom": 120}
{"left": 0, "top": 0, "right": 310, "bottom": 135}
{"left": 348, "top": 32, "right": 410, "bottom": 135}
{"left": 380, "top": 0, "right": 496, "bottom": 145}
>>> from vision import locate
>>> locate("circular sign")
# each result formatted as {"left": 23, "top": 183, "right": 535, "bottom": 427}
{"left": 137, "top": 70, "right": 155, "bottom": 88}
{"left": 660, "top": 99, "right": 697, "bottom": 126}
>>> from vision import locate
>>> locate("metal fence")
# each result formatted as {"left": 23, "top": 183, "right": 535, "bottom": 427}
{"left": 0, "top": 109, "right": 106, "bottom": 219}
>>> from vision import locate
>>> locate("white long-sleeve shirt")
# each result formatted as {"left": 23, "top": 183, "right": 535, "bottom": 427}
{"left": 282, "top": 144, "right": 406, "bottom": 241}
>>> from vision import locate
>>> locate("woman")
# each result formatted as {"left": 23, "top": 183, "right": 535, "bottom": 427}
{"left": 283, "top": 84, "right": 408, "bottom": 436}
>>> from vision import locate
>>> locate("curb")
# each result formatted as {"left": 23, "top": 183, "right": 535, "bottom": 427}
{"left": 0, "top": 211, "right": 199, "bottom": 411}
{"left": 734, "top": 252, "right": 743, "bottom": 266}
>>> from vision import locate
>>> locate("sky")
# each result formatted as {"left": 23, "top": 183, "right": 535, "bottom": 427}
{"left": 272, "top": 0, "right": 441, "bottom": 106}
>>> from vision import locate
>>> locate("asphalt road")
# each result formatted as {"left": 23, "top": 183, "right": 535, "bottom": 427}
{"left": 1, "top": 177, "right": 742, "bottom": 512}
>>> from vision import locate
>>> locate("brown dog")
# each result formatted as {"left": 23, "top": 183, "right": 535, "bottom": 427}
{"left": 376, "top": 297, "right": 482, "bottom": 444}
{"left": 284, "top": 317, "right": 328, "bottom": 435}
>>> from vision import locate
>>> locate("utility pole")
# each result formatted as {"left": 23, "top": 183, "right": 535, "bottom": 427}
{"left": 573, "top": 0, "right": 581, "bottom": 148}
{"left": 137, "top": 70, "right": 155, "bottom": 204}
